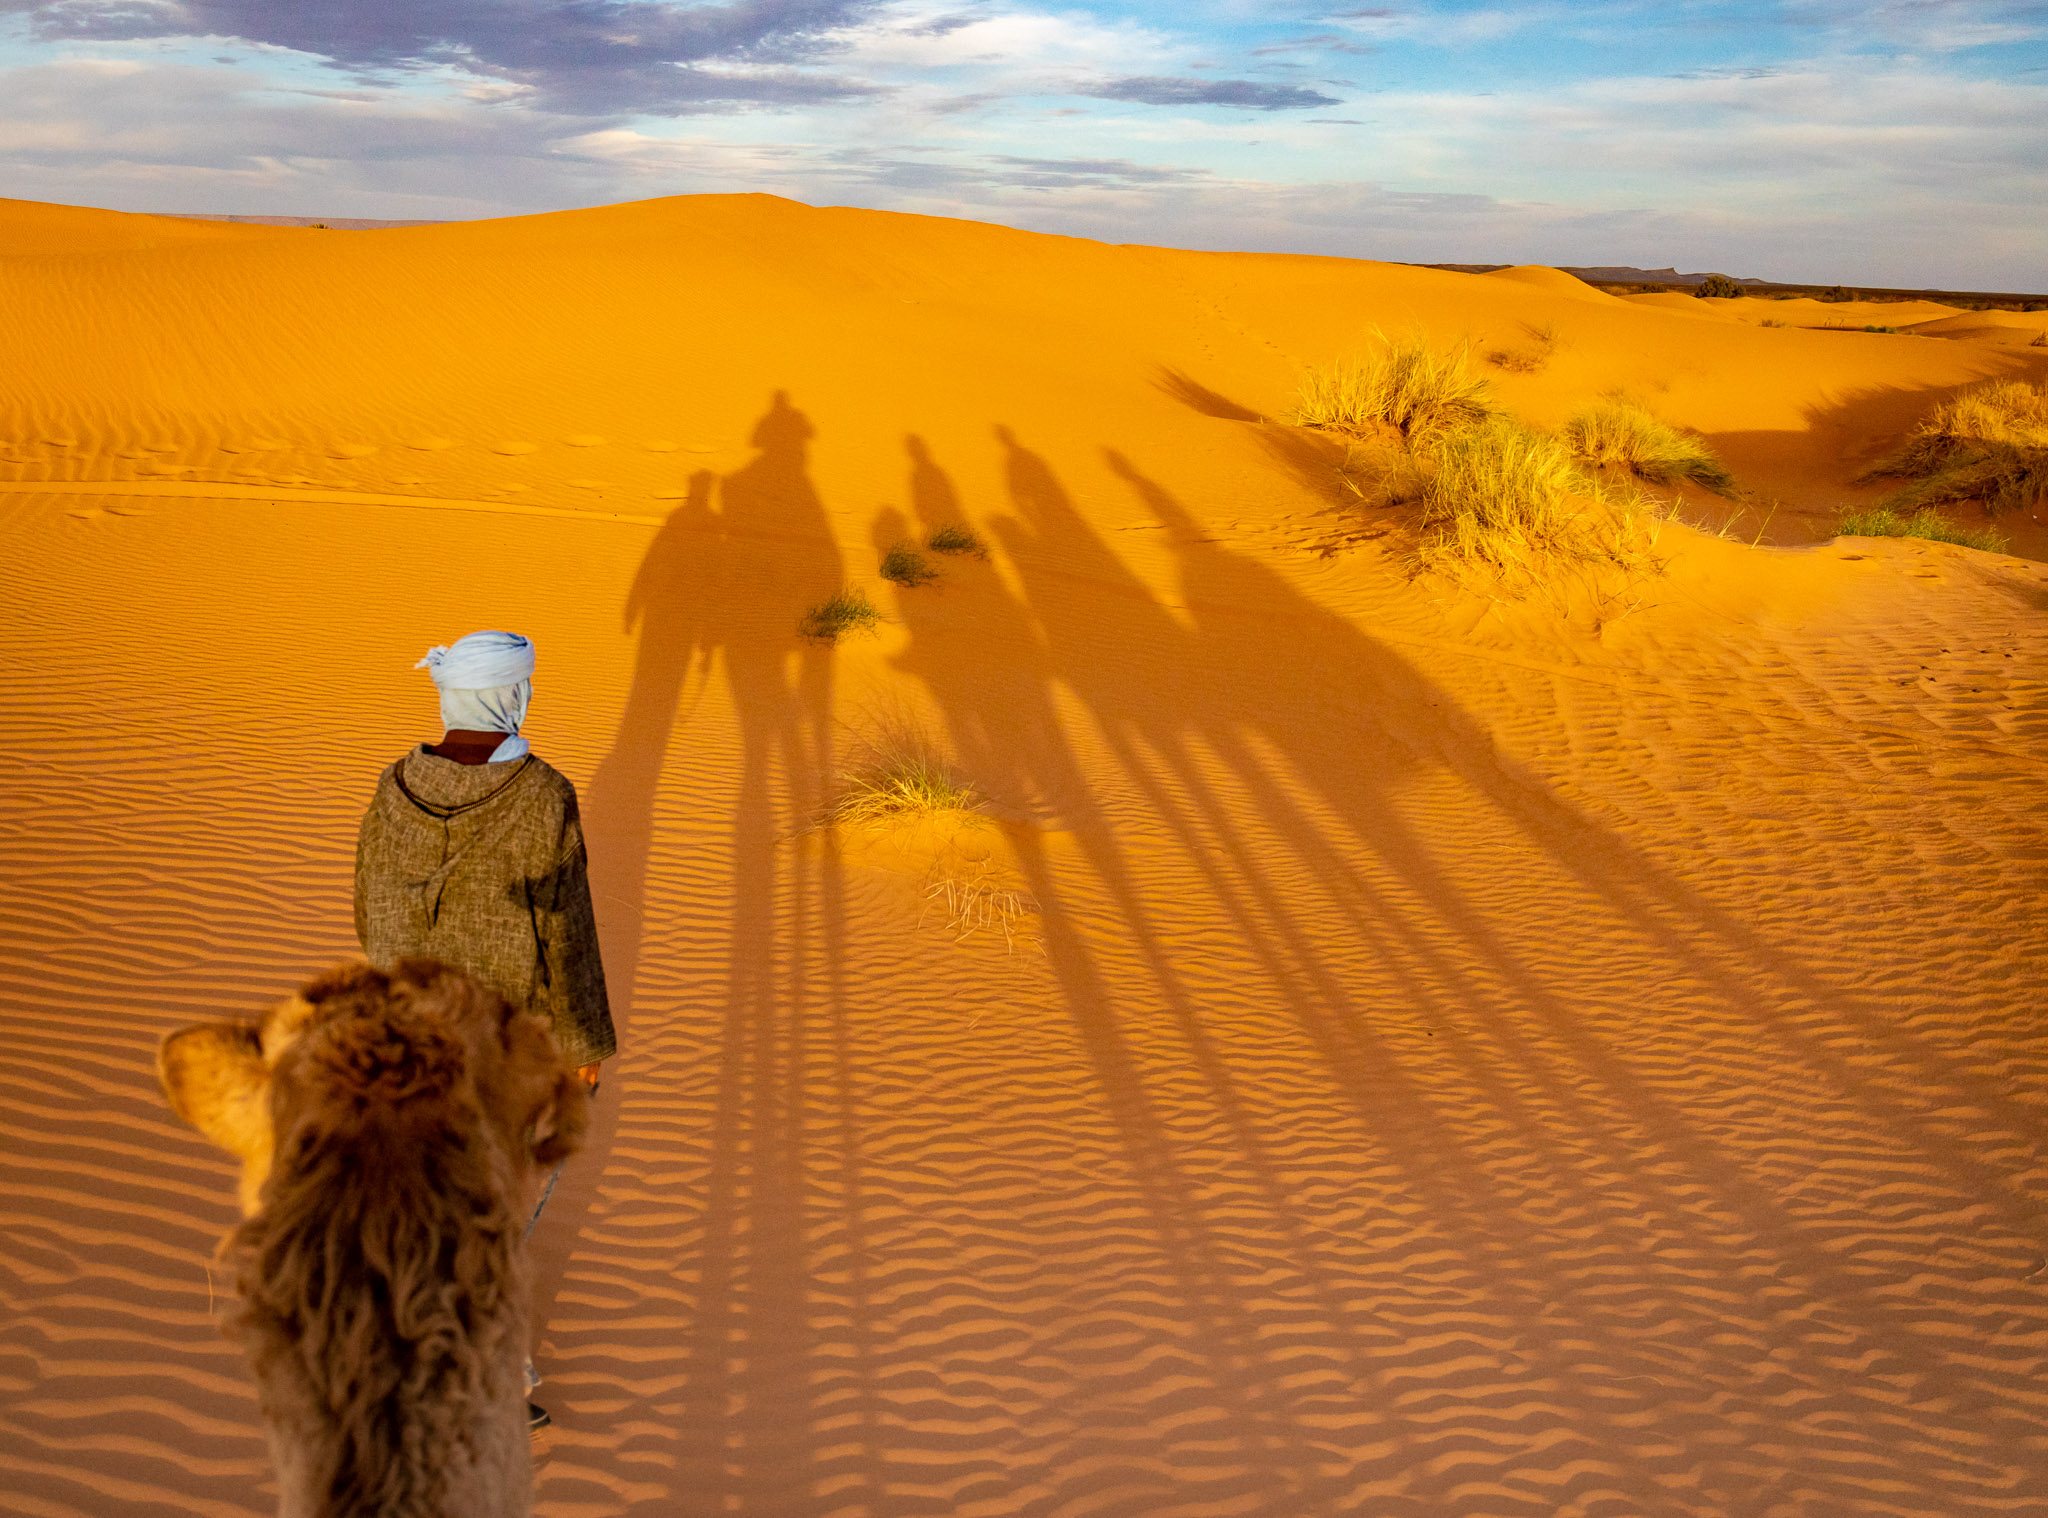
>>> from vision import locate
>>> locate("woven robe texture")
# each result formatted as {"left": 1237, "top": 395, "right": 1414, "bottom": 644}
{"left": 354, "top": 747, "right": 618, "bottom": 1067}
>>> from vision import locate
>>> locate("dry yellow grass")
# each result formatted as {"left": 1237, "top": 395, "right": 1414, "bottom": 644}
{"left": 1296, "top": 334, "right": 1495, "bottom": 444}
{"left": 1412, "top": 416, "right": 1661, "bottom": 594}
{"left": 829, "top": 754, "right": 983, "bottom": 828}
{"left": 921, "top": 866, "right": 1041, "bottom": 953}
{"left": 1563, "top": 400, "right": 1737, "bottom": 494}
{"left": 1864, "top": 378, "right": 2048, "bottom": 514}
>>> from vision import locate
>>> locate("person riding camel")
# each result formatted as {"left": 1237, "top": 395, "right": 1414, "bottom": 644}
{"left": 352, "top": 627, "right": 616, "bottom": 1433}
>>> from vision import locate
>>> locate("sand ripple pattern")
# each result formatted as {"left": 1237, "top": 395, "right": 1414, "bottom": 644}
{"left": 3, "top": 487, "right": 2047, "bottom": 1518}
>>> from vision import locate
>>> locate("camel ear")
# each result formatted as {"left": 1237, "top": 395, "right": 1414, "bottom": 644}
{"left": 159, "top": 1022, "right": 275, "bottom": 1214}
{"left": 531, "top": 1066, "right": 589, "bottom": 1169}
{"left": 159, "top": 1023, "right": 269, "bottom": 1154}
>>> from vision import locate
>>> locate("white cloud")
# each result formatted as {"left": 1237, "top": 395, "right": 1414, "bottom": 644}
{"left": 0, "top": 6, "right": 2042, "bottom": 288}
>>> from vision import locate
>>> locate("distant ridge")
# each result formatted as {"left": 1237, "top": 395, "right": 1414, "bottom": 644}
{"left": 160, "top": 213, "right": 444, "bottom": 230}
{"left": 1419, "top": 261, "right": 2047, "bottom": 308}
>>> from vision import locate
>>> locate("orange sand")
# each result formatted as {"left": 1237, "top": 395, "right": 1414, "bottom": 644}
{"left": 3, "top": 194, "right": 2046, "bottom": 1517}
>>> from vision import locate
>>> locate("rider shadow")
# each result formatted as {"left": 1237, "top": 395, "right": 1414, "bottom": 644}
{"left": 535, "top": 393, "right": 861, "bottom": 1513}
{"left": 888, "top": 423, "right": 2047, "bottom": 1510}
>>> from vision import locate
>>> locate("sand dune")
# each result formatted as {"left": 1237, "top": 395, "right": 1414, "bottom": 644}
{"left": 3, "top": 195, "right": 2047, "bottom": 1517}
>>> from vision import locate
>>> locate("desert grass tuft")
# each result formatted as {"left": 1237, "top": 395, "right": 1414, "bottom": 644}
{"left": 1837, "top": 504, "right": 2007, "bottom": 554}
{"left": 828, "top": 743, "right": 984, "bottom": 829}
{"left": 1296, "top": 334, "right": 1495, "bottom": 444}
{"left": 1562, "top": 400, "right": 1736, "bottom": 494}
{"left": 2032, "top": 330, "right": 2047, "bottom": 348}
{"left": 798, "top": 586, "right": 880, "bottom": 643}
{"left": 1411, "top": 416, "right": 1652, "bottom": 586}
{"left": 926, "top": 522, "right": 986, "bottom": 557}
{"left": 879, "top": 540, "right": 940, "bottom": 587}
{"left": 1862, "top": 378, "right": 2048, "bottom": 515}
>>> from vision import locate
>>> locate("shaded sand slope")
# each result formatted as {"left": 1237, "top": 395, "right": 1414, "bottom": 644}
{"left": 3, "top": 196, "right": 2048, "bottom": 1517}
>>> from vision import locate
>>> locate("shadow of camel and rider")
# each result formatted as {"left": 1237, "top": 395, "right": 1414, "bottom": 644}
{"left": 538, "top": 387, "right": 2045, "bottom": 1516}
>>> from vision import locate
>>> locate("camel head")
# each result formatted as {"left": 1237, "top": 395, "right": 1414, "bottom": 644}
{"left": 157, "top": 959, "right": 587, "bottom": 1217}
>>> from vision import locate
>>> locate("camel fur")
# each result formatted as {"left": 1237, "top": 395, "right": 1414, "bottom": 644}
{"left": 158, "top": 958, "right": 588, "bottom": 1518}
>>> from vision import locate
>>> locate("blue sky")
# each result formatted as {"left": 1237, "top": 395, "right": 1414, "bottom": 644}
{"left": 1, "top": 1, "right": 2043, "bottom": 287}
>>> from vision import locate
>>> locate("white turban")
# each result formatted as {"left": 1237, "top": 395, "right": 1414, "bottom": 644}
{"left": 415, "top": 630, "right": 535, "bottom": 763}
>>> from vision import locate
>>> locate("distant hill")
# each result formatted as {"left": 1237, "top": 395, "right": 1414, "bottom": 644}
{"left": 1419, "top": 261, "right": 2046, "bottom": 308}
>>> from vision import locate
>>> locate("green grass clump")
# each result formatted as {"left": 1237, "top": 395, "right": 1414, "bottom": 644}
{"left": 1296, "top": 335, "right": 1495, "bottom": 444}
{"left": 1862, "top": 378, "right": 2048, "bottom": 515}
{"left": 1562, "top": 400, "right": 1736, "bottom": 494}
{"left": 926, "top": 522, "right": 985, "bottom": 556}
{"left": 829, "top": 748, "right": 984, "bottom": 828}
{"left": 798, "top": 586, "right": 880, "bottom": 643}
{"left": 879, "top": 541, "right": 939, "bottom": 587}
{"left": 1837, "top": 504, "right": 2007, "bottom": 553}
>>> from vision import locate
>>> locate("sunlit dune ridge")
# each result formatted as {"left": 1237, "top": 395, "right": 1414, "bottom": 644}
{"left": 2, "top": 193, "right": 2046, "bottom": 1518}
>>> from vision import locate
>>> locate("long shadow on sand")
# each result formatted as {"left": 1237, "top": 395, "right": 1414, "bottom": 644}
{"left": 557, "top": 402, "right": 2046, "bottom": 1517}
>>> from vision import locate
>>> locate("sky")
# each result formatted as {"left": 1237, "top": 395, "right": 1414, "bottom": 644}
{"left": 1, "top": 1, "right": 2044, "bottom": 288}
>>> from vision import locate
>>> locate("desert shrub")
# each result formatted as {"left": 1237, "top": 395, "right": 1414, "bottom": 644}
{"left": 926, "top": 522, "right": 985, "bottom": 556}
{"left": 2023, "top": 301, "right": 2047, "bottom": 313}
{"left": 1837, "top": 504, "right": 2007, "bottom": 553}
{"left": 1296, "top": 335, "right": 1495, "bottom": 443}
{"left": 1862, "top": 379, "right": 2048, "bottom": 515}
{"left": 1562, "top": 400, "right": 1736, "bottom": 494}
{"left": 2032, "top": 331, "right": 2047, "bottom": 348}
{"left": 1694, "top": 274, "right": 1744, "bottom": 299}
{"left": 1412, "top": 416, "right": 1610, "bottom": 580}
{"left": 879, "top": 541, "right": 939, "bottom": 587}
{"left": 1760, "top": 317, "right": 1787, "bottom": 328}
{"left": 1862, "top": 325, "right": 1900, "bottom": 334}
{"left": 828, "top": 744, "right": 983, "bottom": 827}
{"left": 798, "top": 586, "right": 880, "bottom": 642}
{"left": 1820, "top": 285, "right": 1854, "bottom": 303}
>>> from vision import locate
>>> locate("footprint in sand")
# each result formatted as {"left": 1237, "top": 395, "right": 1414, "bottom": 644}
{"left": 328, "top": 444, "right": 379, "bottom": 459}
{"left": 491, "top": 441, "right": 540, "bottom": 456}
{"left": 562, "top": 434, "right": 607, "bottom": 448}
{"left": 681, "top": 442, "right": 722, "bottom": 454}
{"left": 566, "top": 479, "right": 611, "bottom": 490}
{"left": 651, "top": 489, "right": 687, "bottom": 500}
{"left": 42, "top": 437, "right": 78, "bottom": 448}
{"left": 641, "top": 440, "right": 680, "bottom": 452}
{"left": 406, "top": 437, "right": 461, "bottom": 451}
{"left": 392, "top": 476, "right": 425, "bottom": 486}
{"left": 221, "top": 438, "right": 287, "bottom": 454}
{"left": 144, "top": 462, "right": 192, "bottom": 476}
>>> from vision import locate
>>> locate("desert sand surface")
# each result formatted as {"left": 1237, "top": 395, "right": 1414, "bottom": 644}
{"left": 3, "top": 193, "right": 2047, "bottom": 1517}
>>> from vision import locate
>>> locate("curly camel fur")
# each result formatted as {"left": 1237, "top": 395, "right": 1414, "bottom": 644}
{"left": 158, "top": 959, "right": 588, "bottom": 1518}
